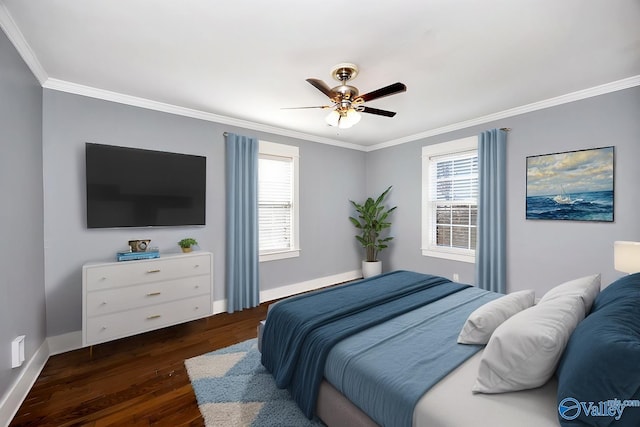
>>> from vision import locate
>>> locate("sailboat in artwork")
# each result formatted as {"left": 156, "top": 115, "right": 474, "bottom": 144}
{"left": 553, "top": 185, "right": 573, "bottom": 204}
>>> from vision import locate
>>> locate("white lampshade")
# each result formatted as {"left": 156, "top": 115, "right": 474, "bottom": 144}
{"left": 325, "top": 110, "right": 341, "bottom": 127}
{"left": 339, "top": 109, "right": 361, "bottom": 128}
{"left": 325, "top": 108, "right": 361, "bottom": 129}
{"left": 614, "top": 241, "right": 640, "bottom": 273}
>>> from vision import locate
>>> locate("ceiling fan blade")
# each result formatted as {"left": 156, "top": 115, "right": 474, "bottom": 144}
{"left": 358, "top": 82, "right": 407, "bottom": 103}
{"left": 281, "top": 105, "right": 332, "bottom": 110}
{"left": 361, "top": 106, "right": 397, "bottom": 117}
{"left": 306, "top": 78, "right": 335, "bottom": 98}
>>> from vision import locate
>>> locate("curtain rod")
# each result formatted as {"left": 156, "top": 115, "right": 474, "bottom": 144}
{"left": 223, "top": 132, "right": 229, "bottom": 136}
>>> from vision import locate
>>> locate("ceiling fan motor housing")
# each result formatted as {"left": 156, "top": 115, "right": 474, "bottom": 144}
{"left": 333, "top": 85, "right": 359, "bottom": 103}
{"left": 330, "top": 63, "right": 359, "bottom": 82}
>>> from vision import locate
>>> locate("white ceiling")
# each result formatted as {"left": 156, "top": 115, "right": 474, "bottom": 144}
{"left": 1, "top": 0, "right": 639, "bottom": 149}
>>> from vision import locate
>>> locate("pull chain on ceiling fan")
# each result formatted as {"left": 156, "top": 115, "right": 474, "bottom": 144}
{"left": 284, "top": 63, "right": 407, "bottom": 129}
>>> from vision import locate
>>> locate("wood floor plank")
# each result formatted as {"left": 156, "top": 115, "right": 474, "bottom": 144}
{"left": 9, "top": 302, "right": 270, "bottom": 427}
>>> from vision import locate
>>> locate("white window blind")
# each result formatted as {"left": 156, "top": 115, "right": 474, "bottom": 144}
{"left": 259, "top": 155, "right": 293, "bottom": 253}
{"left": 429, "top": 150, "right": 478, "bottom": 252}
{"left": 258, "top": 141, "right": 299, "bottom": 261}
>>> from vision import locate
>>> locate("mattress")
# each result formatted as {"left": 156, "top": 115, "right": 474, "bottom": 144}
{"left": 412, "top": 350, "right": 559, "bottom": 427}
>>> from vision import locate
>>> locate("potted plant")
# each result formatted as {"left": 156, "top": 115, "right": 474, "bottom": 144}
{"left": 178, "top": 238, "right": 198, "bottom": 253}
{"left": 349, "top": 186, "right": 397, "bottom": 278}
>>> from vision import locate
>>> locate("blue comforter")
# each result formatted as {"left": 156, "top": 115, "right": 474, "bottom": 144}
{"left": 325, "top": 286, "right": 500, "bottom": 426}
{"left": 260, "top": 270, "right": 472, "bottom": 419}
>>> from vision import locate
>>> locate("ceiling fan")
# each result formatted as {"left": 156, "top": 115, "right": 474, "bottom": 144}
{"left": 286, "top": 63, "right": 407, "bottom": 129}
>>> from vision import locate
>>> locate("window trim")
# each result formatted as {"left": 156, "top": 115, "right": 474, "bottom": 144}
{"left": 421, "top": 136, "right": 478, "bottom": 264}
{"left": 258, "top": 140, "right": 300, "bottom": 262}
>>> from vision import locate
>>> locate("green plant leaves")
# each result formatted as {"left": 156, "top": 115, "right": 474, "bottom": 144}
{"left": 178, "top": 237, "right": 198, "bottom": 248}
{"left": 348, "top": 186, "right": 397, "bottom": 262}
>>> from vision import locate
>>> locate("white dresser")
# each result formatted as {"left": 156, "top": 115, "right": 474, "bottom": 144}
{"left": 82, "top": 251, "right": 213, "bottom": 346}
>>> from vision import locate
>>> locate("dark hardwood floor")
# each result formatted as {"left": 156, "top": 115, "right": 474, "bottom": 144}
{"left": 10, "top": 302, "right": 271, "bottom": 427}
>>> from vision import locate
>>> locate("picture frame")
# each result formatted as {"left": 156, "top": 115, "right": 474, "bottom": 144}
{"left": 526, "top": 146, "right": 614, "bottom": 222}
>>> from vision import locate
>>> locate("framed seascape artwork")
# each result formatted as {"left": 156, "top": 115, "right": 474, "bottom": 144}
{"left": 526, "top": 146, "right": 614, "bottom": 222}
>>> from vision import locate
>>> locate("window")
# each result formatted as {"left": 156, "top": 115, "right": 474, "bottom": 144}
{"left": 258, "top": 141, "right": 300, "bottom": 262}
{"left": 422, "top": 136, "right": 478, "bottom": 263}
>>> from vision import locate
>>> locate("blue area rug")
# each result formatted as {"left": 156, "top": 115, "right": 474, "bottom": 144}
{"left": 185, "top": 339, "right": 325, "bottom": 426}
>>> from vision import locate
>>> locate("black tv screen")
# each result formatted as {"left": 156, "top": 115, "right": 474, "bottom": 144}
{"left": 86, "top": 143, "right": 206, "bottom": 228}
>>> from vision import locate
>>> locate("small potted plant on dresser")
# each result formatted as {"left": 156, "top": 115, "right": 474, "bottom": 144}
{"left": 178, "top": 238, "right": 198, "bottom": 253}
{"left": 349, "top": 186, "right": 397, "bottom": 278}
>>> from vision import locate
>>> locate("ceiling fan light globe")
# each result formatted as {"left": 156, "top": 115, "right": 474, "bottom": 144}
{"left": 346, "top": 109, "right": 361, "bottom": 125}
{"left": 325, "top": 110, "right": 341, "bottom": 127}
{"left": 338, "top": 120, "right": 353, "bottom": 129}
{"left": 336, "top": 109, "right": 361, "bottom": 128}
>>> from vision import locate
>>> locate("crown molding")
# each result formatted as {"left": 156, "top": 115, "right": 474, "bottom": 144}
{"left": 42, "top": 78, "right": 367, "bottom": 151}
{"left": 0, "top": 1, "right": 48, "bottom": 84}
{"left": 366, "top": 75, "right": 640, "bottom": 152}
{"left": 45, "top": 75, "right": 639, "bottom": 154}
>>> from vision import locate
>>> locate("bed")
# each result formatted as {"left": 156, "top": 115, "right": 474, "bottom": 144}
{"left": 258, "top": 270, "right": 640, "bottom": 427}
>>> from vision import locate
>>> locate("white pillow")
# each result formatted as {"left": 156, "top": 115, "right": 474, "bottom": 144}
{"left": 472, "top": 294, "right": 585, "bottom": 394}
{"left": 457, "top": 290, "right": 535, "bottom": 344}
{"left": 538, "top": 274, "right": 601, "bottom": 314}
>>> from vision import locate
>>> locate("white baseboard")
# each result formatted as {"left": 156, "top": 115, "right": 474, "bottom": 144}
{"left": 212, "top": 269, "right": 362, "bottom": 313}
{"left": 0, "top": 340, "right": 49, "bottom": 427}
{"left": 212, "top": 299, "right": 227, "bottom": 314}
{"left": 259, "top": 269, "right": 361, "bottom": 303}
{"left": 47, "top": 331, "right": 82, "bottom": 356}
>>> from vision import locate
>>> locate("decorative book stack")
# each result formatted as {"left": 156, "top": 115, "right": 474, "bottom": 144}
{"left": 116, "top": 249, "right": 160, "bottom": 262}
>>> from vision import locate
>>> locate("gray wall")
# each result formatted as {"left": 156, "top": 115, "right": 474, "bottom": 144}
{"left": 367, "top": 87, "right": 640, "bottom": 296}
{"left": 42, "top": 90, "right": 366, "bottom": 336}
{"left": 0, "top": 30, "right": 46, "bottom": 403}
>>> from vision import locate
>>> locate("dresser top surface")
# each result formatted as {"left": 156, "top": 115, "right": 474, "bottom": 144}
{"left": 83, "top": 251, "right": 212, "bottom": 268}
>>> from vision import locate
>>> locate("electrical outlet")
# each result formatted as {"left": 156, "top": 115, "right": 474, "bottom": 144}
{"left": 453, "top": 273, "right": 460, "bottom": 282}
{"left": 12, "top": 335, "right": 25, "bottom": 368}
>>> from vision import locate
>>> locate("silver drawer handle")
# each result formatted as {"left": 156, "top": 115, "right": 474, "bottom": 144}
{"left": 146, "top": 292, "right": 161, "bottom": 296}
{"left": 147, "top": 314, "right": 161, "bottom": 320}
{"left": 147, "top": 269, "right": 161, "bottom": 274}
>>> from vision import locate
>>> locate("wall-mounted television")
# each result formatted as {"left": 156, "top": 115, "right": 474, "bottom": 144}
{"left": 86, "top": 143, "right": 206, "bottom": 228}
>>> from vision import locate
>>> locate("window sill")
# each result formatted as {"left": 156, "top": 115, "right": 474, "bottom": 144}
{"left": 259, "top": 249, "right": 300, "bottom": 262}
{"left": 421, "top": 248, "right": 475, "bottom": 264}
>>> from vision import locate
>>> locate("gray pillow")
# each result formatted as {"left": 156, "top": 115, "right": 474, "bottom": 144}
{"left": 473, "top": 294, "right": 584, "bottom": 394}
{"left": 458, "top": 290, "right": 535, "bottom": 345}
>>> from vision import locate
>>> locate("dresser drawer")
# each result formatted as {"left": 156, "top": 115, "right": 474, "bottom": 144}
{"left": 85, "top": 275, "right": 210, "bottom": 316}
{"left": 85, "top": 294, "right": 212, "bottom": 345}
{"left": 84, "top": 254, "right": 211, "bottom": 291}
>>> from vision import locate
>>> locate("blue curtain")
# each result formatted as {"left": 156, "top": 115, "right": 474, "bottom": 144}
{"left": 225, "top": 133, "right": 259, "bottom": 312}
{"left": 475, "top": 129, "right": 507, "bottom": 294}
